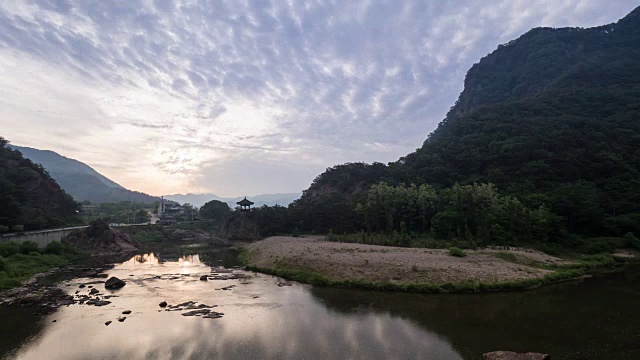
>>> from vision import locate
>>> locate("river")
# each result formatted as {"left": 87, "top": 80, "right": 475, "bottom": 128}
{"left": 1, "top": 247, "right": 638, "bottom": 359}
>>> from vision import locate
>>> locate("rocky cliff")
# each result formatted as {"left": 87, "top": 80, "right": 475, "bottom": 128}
{"left": 217, "top": 213, "right": 259, "bottom": 241}
{"left": 63, "top": 220, "right": 141, "bottom": 255}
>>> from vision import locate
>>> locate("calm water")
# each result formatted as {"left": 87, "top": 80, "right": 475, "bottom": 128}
{"left": 1, "top": 248, "right": 639, "bottom": 360}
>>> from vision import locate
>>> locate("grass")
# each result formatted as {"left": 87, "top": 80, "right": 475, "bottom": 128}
{"left": 237, "top": 248, "right": 252, "bottom": 266}
{"left": 544, "top": 253, "right": 622, "bottom": 271}
{"left": 243, "top": 263, "right": 585, "bottom": 293}
{"left": 239, "top": 240, "right": 633, "bottom": 294}
{"left": 240, "top": 247, "right": 588, "bottom": 294}
{"left": 490, "top": 249, "right": 628, "bottom": 273}
{"left": 0, "top": 241, "right": 82, "bottom": 290}
{"left": 493, "top": 252, "right": 518, "bottom": 262}
{"left": 0, "top": 252, "right": 70, "bottom": 289}
{"left": 327, "top": 232, "right": 455, "bottom": 249}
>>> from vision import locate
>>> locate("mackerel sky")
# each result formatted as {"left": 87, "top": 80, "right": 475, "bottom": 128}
{"left": 0, "top": 1, "right": 636, "bottom": 197}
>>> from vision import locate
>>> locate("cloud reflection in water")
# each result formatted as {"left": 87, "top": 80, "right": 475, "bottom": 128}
{"left": 12, "top": 256, "right": 462, "bottom": 359}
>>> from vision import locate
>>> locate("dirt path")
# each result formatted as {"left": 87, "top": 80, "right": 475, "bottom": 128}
{"left": 244, "top": 236, "right": 567, "bottom": 285}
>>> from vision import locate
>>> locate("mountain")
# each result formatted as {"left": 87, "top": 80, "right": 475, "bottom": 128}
{"left": 10, "top": 145, "right": 159, "bottom": 204}
{"left": 292, "top": 6, "right": 640, "bottom": 237}
{"left": 164, "top": 192, "right": 301, "bottom": 208}
{"left": 0, "top": 137, "right": 79, "bottom": 230}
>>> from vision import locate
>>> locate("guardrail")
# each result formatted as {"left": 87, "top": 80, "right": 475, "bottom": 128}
{"left": 0, "top": 223, "right": 153, "bottom": 247}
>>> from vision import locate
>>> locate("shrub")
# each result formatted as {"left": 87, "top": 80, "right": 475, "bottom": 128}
{"left": 0, "top": 278, "right": 21, "bottom": 289}
{"left": 0, "top": 255, "right": 7, "bottom": 271}
{"left": 12, "top": 225, "right": 24, "bottom": 233}
{"left": 581, "top": 238, "right": 615, "bottom": 254}
{"left": 19, "top": 241, "right": 40, "bottom": 255}
{"left": 0, "top": 242, "right": 20, "bottom": 257}
{"left": 45, "top": 241, "right": 65, "bottom": 255}
{"left": 0, "top": 225, "right": 9, "bottom": 233}
{"left": 448, "top": 247, "right": 466, "bottom": 257}
{"left": 624, "top": 232, "right": 640, "bottom": 250}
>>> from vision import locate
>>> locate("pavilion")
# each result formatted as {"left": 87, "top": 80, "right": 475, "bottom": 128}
{"left": 237, "top": 197, "right": 254, "bottom": 212}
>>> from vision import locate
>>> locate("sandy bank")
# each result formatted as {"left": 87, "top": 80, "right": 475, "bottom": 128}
{"left": 243, "top": 236, "right": 575, "bottom": 289}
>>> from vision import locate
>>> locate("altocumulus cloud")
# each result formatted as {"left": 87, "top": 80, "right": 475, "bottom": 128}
{"left": 0, "top": 0, "right": 636, "bottom": 196}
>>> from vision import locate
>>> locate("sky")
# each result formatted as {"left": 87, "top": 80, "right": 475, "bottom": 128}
{"left": 0, "top": 1, "right": 637, "bottom": 197}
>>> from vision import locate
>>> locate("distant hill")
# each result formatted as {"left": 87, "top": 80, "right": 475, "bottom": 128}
{"left": 10, "top": 145, "right": 159, "bottom": 204}
{"left": 164, "top": 192, "right": 301, "bottom": 208}
{"left": 0, "top": 137, "right": 79, "bottom": 230}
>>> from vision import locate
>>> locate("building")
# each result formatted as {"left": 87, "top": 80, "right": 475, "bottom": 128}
{"left": 158, "top": 196, "right": 198, "bottom": 224}
{"left": 237, "top": 197, "right": 254, "bottom": 212}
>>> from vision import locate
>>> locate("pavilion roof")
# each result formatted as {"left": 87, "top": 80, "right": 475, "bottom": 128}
{"left": 237, "top": 197, "right": 254, "bottom": 206}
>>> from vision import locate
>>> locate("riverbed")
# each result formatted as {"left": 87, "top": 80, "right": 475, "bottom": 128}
{"left": 1, "top": 247, "right": 639, "bottom": 359}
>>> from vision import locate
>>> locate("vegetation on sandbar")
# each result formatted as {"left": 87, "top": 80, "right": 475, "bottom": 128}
{"left": 0, "top": 241, "right": 81, "bottom": 290}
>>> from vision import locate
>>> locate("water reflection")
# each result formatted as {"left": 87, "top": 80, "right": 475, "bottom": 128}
{"left": 123, "top": 252, "right": 161, "bottom": 265}
{"left": 4, "top": 251, "right": 640, "bottom": 360}
{"left": 122, "top": 253, "right": 203, "bottom": 266}
{"left": 310, "top": 267, "right": 640, "bottom": 359}
{"left": 178, "top": 254, "right": 202, "bottom": 267}
{"left": 7, "top": 251, "right": 463, "bottom": 360}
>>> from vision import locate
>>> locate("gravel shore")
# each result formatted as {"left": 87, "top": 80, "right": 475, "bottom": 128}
{"left": 245, "top": 236, "right": 569, "bottom": 285}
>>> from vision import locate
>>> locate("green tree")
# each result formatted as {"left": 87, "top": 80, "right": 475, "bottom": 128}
{"left": 199, "top": 200, "right": 231, "bottom": 222}
{"left": 135, "top": 209, "right": 151, "bottom": 223}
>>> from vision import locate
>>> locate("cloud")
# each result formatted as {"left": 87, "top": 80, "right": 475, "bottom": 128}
{"left": 0, "top": 0, "right": 637, "bottom": 196}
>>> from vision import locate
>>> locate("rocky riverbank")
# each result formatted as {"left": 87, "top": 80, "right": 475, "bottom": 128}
{"left": 0, "top": 267, "right": 107, "bottom": 312}
{"left": 242, "top": 236, "right": 590, "bottom": 292}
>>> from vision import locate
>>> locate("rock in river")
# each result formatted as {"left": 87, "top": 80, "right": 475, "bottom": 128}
{"left": 199, "top": 275, "right": 208, "bottom": 281}
{"left": 159, "top": 301, "right": 168, "bottom": 307}
{"left": 86, "top": 299, "right": 111, "bottom": 307}
{"left": 105, "top": 277, "right": 126, "bottom": 290}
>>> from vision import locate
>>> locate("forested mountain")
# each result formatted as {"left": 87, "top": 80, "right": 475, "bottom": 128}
{"left": 290, "top": 6, "right": 640, "bottom": 239}
{"left": 0, "top": 137, "right": 79, "bottom": 231}
{"left": 10, "top": 145, "right": 158, "bottom": 204}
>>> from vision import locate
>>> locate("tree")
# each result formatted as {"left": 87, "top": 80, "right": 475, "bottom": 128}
{"left": 135, "top": 209, "right": 151, "bottom": 223}
{"left": 199, "top": 200, "right": 231, "bottom": 222}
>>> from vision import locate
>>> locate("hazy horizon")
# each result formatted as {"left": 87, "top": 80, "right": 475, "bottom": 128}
{"left": 1, "top": 0, "right": 637, "bottom": 197}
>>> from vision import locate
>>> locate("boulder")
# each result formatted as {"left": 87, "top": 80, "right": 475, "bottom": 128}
{"left": 86, "top": 299, "right": 111, "bottom": 306}
{"left": 20, "top": 293, "right": 42, "bottom": 304}
{"left": 483, "top": 351, "right": 550, "bottom": 360}
{"left": 199, "top": 275, "right": 208, "bottom": 281}
{"left": 105, "top": 277, "right": 126, "bottom": 290}
{"left": 159, "top": 301, "right": 167, "bottom": 307}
